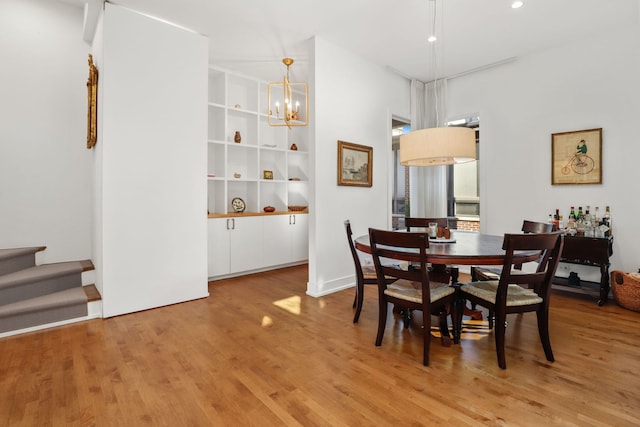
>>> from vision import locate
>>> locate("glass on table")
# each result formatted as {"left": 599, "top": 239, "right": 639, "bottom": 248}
{"left": 428, "top": 222, "right": 438, "bottom": 238}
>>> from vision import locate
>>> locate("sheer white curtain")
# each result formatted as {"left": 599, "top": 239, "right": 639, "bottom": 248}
{"left": 408, "top": 79, "right": 448, "bottom": 218}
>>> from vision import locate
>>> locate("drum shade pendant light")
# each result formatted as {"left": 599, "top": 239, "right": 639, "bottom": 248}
{"left": 268, "top": 58, "right": 308, "bottom": 129}
{"left": 400, "top": 0, "right": 476, "bottom": 166}
{"left": 401, "top": 127, "right": 475, "bottom": 166}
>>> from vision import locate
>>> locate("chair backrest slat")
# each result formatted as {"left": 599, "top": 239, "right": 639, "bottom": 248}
{"left": 497, "top": 232, "right": 564, "bottom": 300}
{"left": 368, "top": 228, "right": 431, "bottom": 293}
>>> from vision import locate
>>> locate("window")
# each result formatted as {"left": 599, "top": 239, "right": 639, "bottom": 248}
{"left": 391, "top": 119, "right": 410, "bottom": 230}
{"left": 447, "top": 116, "right": 479, "bottom": 220}
{"left": 392, "top": 116, "right": 479, "bottom": 231}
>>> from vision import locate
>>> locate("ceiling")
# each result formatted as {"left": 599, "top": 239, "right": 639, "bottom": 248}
{"left": 59, "top": 0, "right": 639, "bottom": 82}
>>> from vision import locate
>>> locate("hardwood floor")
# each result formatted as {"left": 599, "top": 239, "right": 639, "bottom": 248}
{"left": 1, "top": 264, "right": 638, "bottom": 426}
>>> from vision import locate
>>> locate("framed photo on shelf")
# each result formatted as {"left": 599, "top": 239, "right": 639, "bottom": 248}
{"left": 551, "top": 128, "right": 602, "bottom": 185}
{"left": 263, "top": 170, "right": 274, "bottom": 180}
{"left": 337, "top": 140, "right": 372, "bottom": 187}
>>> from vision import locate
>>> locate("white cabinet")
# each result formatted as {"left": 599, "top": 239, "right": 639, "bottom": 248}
{"left": 208, "top": 217, "right": 231, "bottom": 277}
{"left": 229, "top": 216, "right": 263, "bottom": 273}
{"left": 290, "top": 214, "right": 309, "bottom": 263}
{"left": 208, "top": 216, "right": 264, "bottom": 277}
{"left": 262, "top": 215, "right": 292, "bottom": 267}
{"left": 262, "top": 214, "right": 308, "bottom": 266}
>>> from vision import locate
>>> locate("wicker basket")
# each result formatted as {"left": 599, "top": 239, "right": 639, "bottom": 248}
{"left": 611, "top": 270, "right": 640, "bottom": 312}
{"left": 288, "top": 205, "right": 308, "bottom": 212}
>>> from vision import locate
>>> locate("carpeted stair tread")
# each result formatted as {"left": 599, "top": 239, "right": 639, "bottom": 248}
{"left": 0, "top": 287, "right": 88, "bottom": 317}
{"left": 0, "top": 261, "right": 92, "bottom": 306}
{"left": 0, "top": 246, "right": 46, "bottom": 276}
{"left": 0, "top": 246, "right": 46, "bottom": 261}
{"left": 0, "top": 261, "right": 87, "bottom": 288}
{"left": 0, "top": 288, "right": 88, "bottom": 333}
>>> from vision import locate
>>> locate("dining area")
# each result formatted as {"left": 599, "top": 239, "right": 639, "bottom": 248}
{"left": 345, "top": 218, "right": 564, "bottom": 369}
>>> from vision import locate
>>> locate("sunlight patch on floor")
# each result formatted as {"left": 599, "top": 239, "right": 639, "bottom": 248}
{"left": 460, "top": 319, "right": 491, "bottom": 341}
{"left": 272, "top": 295, "right": 301, "bottom": 315}
{"left": 261, "top": 316, "right": 274, "bottom": 327}
{"left": 425, "top": 320, "right": 490, "bottom": 341}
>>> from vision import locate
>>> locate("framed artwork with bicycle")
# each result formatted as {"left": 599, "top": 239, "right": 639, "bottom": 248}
{"left": 551, "top": 128, "right": 602, "bottom": 185}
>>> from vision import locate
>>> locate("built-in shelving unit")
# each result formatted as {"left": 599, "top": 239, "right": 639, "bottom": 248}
{"left": 207, "top": 67, "right": 308, "bottom": 216}
{"left": 207, "top": 66, "right": 309, "bottom": 279}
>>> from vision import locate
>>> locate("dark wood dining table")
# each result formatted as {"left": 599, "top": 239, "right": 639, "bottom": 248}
{"left": 355, "top": 229, "right": 542, "bottom": 267}
{"left": 355, "top": 229, "right": 543, "bottom": 342}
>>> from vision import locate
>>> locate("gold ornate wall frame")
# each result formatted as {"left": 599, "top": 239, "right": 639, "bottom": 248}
{"left": 86, "top": 54, "right": 98, "bottom": 149}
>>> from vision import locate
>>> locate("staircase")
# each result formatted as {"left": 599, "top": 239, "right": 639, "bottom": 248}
{"left": 0, "top": 246, "right": 101, "bottom": 337}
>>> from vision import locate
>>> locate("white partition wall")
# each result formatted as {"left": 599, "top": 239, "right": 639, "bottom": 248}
{"left": 97, "top": 4, "right": 208, "bottom": 316}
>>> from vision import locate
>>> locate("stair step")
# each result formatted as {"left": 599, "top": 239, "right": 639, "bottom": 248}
{"left": 83, "top": 284, "right": 101, "bottom": 302}
{"left": 0, "top": 287, "right": 88, "bottom": 333}
{"left": 0, "top": 260, "right": 93, "bottom": 305}
{"left": 0, "top": 246, "right": 46, "bottom": 276}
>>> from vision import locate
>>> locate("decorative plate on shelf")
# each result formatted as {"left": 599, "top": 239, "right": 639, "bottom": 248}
{"left": 231, "top": 197, "right": 246, "bottom": 213}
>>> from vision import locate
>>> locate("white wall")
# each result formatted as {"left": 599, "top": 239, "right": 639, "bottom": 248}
{"left": 447, "top": 24, "right": 640, "bottom": 273}
{"left": 0, "top": 0, "right": 92, "bottom": 264}
{"left": 306, "top": 37, "right": 410, "bottom": 296}
{"left": 97, "top": 4, "right": 209, "bottom": 316}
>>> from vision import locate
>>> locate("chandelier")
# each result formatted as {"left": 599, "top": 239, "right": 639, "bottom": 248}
{"left": 268, "top": 58, "right": 308, "bottom": 128}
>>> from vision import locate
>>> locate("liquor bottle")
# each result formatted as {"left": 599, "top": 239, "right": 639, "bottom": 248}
{"left": 568, "top": 206, "right": 576, "bottom": 230}
{"left": 559, "top": 215, "right": 564, "bottom": 230}
{"left": 603, "top": 206, "right": 612, "bottom": 236}
{"left": 577, "top": 206, "right": 584, "bottom": 222}
{"left": 584, "top": 206, "right": 591, "bottom": 223}
{"left": 553, "top": 208, "right": 560, "bottom": 230}
{"left": 548, "top": 214, "right": 554, "bottom": 227}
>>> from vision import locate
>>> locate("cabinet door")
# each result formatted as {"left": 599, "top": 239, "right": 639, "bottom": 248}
{"left": 290, "top": 214, "right": 309, "bottom": 263}
{"left": 229, "top": 216, "right": 264, "bottom": 273}
{"left": 208, "top": 218, "right": 231, "bottom": 277}
{"left": 263, "top": 215, "right": 293, "bottom": 267}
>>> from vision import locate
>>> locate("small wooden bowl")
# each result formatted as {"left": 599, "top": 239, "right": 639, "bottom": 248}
{"left": 263, "top": 206, "right": 276, "bottom": 213}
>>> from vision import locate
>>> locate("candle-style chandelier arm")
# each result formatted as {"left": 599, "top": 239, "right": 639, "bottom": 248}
{"left": 268, "top": 58, "right": 309, "bottom": 129}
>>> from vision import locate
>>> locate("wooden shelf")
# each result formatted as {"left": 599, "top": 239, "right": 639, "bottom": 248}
{"left": 208, "top": 210, "right": 308, "bottom": 218}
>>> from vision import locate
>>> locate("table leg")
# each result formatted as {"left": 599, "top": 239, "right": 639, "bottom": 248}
{"left": 598, "top": 264, "right": 610, "bottom": 306}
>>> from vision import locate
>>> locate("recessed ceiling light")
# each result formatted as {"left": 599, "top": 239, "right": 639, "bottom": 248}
{"left": 512, "top": 1, "right": 524, "bottom": 9}
{"left": 428, "top": 35, "right": 437, "bottom": 42}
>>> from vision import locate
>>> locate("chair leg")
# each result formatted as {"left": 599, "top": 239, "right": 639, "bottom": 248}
{"left": 537, "top": 307, "right": 555, "bottom": 362}
{"left": 403, "top": 309, "right": 411, "bottom": 328}
{"left": 375, "top": 301, "right": 388, "bottom": 347}
{"left": 495, "top": 312, "right": 508, "bottom": 369}
{"left": 488, "top": 309, "right": 494, "bottom": 329}
{"left": 352, "top": 280, "right": 364, "bottom": 323}
{"left": 469, "top": 267, "right": 478, "bottom": 311}
{"left": 423, "top": 307, "right": 431, "bottom": 366}
{"left": 438, "top": 307, "right": 452, "bottom": 347}
{"left": 452, "top": 297, "right": 463, "bottom": 344}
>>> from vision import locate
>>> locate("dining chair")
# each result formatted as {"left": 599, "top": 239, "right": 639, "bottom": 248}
{"left": 368, "top": 228, "right": 459, "bottom": 366}
{"left": 470, "top": 220, "right": 554, "bottom": 327}
{"left": 457, "top": 232, "right": 564, "bottom": 369}
{"left": 344, "top": 220, "right": 397, "bottom": 323}
{"left": 405, "top": 217, "right": 459, "bottom": 284}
